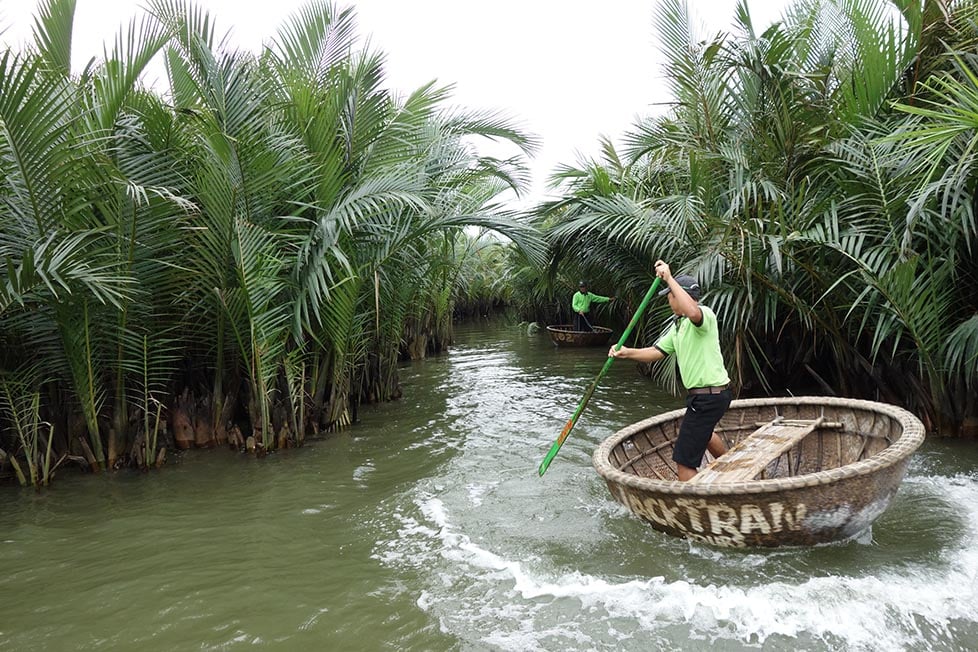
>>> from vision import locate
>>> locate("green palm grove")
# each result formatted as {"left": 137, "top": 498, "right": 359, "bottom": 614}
{"left": 2, "top": 0, "right": 978, "bottom": 489}
{"left": 527, "top": 0, "right": 978, "bottom": 437}
{"left": 0, "top": 0, "right": 545, "bottom": 485}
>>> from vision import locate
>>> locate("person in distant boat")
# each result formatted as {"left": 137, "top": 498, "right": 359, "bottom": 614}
{"left": 572, "top": 281, "right": 613, "bottom": 332}
{"left": 608, "top": 261, "right": 731, "bottom": 481}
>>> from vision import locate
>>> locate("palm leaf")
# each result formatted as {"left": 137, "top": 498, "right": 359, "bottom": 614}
{"left": 945, "top": 314, "right": 978, "bottom": 392}
{"left": 31, "top": 0, "right": 76, "bottom": 78}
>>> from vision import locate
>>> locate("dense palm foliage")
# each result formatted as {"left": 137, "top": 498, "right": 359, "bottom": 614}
{"left": 528, "top": 0, "right": 978, "bottom": 434}
{"left": 4, "top": 0, "right": 977, "bottom": 489}
{"left": 0, "top": 0, "right": 544, "bottom": 485}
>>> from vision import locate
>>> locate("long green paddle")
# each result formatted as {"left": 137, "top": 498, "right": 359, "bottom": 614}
{"left": 538, "top": 277, "right": 662, "bottom": 476}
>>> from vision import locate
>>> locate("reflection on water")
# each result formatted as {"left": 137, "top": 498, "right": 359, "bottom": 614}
{"left": 1, "top": 320, "right": 977, "bottom": 651}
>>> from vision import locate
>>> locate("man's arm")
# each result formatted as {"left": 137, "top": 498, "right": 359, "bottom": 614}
{"left": 609, "top": 344, "right": 666, "bottom": 364}
{"left": 656, "top": 261, "right": 702, "bottom": 324}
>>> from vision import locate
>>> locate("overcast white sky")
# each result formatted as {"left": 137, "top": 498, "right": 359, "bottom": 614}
{"left": 1, "top": 0, "right": 789, "bottom": 205}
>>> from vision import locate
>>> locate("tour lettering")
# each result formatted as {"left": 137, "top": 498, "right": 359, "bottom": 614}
{"left": 616, "top": 489, "right": 808, "bottom": 547}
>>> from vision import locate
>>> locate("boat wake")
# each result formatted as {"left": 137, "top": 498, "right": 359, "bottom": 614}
{"left": 374, "top": 470, "right": 978, "bottom": 651}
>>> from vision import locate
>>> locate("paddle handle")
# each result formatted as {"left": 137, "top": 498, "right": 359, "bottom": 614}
{"left": 538, "top": 277, "right": 662, "bottom": 476}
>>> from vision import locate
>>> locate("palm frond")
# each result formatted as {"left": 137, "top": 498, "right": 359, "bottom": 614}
{"left": 269, "top": 0, "right": 358, "bottom": 85}
{"left": 31, "top": 0, "right": 76, "bottom": 78}
{"left": 87, "top": 13, "right": 170, "bottom": 133}
{"left": 945, "top": 314, "right": 978, "bottom": 391}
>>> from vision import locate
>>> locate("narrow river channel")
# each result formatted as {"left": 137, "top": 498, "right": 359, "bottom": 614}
{"left": 2, "top": 321, "right": 977, "bottom": 651}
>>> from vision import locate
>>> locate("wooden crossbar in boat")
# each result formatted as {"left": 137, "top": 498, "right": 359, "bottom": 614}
{"left": 690, "top": 416, "right": 835, "bottom": 484}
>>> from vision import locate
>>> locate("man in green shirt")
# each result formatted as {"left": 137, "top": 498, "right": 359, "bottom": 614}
{"left": 572, "top": 281, "right": 613, "bottom": 331}
{"left": 608, "top": 261, "right": 731, "bottom": 481}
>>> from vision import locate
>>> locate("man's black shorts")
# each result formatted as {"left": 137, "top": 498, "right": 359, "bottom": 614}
{"left": 673, "top": 389, "right": 732, "bottom": 469}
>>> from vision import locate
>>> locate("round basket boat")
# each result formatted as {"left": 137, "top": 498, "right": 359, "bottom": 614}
{"left": 593, "top": 396, "right": 925, "bottom": 548}
{"left": 546, "top": 324, "right": 613, "bottom": 347}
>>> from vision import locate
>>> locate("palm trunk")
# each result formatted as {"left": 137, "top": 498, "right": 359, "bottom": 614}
{"left": 213, "top": 312, "right": 226, "bottom": 442}
{"left": 76, "top": 302, "right": 105, "bottom": 471}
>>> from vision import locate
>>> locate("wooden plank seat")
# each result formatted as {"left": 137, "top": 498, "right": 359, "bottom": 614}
{"left": 690, "top": 416, "right": 836, "bottom": 484}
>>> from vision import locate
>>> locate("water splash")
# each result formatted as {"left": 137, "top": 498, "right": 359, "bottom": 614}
{"left": 375, "top": 472, "right": 978, "bottom": 651}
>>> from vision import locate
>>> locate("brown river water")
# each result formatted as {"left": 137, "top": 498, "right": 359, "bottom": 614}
{"left": 2, "top": 320, "right": 977, "bottom": 651}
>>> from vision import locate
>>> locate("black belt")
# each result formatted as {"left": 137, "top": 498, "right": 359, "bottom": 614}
{"left": 688, "top": 385, "right": 727, "bottom": 395}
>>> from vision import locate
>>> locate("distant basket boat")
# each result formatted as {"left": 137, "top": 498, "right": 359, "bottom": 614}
{"left": 546, "top": 324, "right": 613, "bottom": 347}
{"left": 593, "top": 396, "right": 925, "bottom": 548}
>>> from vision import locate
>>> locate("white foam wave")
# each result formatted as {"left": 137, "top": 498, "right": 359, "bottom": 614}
{"left": 352, "top": 463, "right": 373, "bottom": 485}
{"left": 465, "top": 481, "right": 498, "bottom": 507}
{"left": 380, "top": 473, "right": 978, "bottom": 651}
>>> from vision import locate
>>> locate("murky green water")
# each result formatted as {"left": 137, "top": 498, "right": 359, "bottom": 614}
{"left": 2, "top": 321, "right": 977, "bottom": 651}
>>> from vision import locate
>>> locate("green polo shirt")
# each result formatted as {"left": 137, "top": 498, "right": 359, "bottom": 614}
{"left": 654, "top": 305, "right": 730, "bottom": 389}
{"left": 572, "top": 291, "right": 610, "bottom": 313}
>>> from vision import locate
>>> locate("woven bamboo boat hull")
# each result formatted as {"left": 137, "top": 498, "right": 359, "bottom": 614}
{"left": 593, "top": 397, "right": 925, "bottom": 548}
{"left": 546, "top": 325, "right": 613, "bottom": 347}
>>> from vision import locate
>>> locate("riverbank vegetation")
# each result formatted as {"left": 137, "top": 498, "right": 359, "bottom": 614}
{"left": 0, "top": 0, "right": 544, "bottom": 485}
{"left": 521, "top": 0, "right": 978, "bottom": 436}
{"left": 4, "top": 0, "right": 978, "bottom": 488}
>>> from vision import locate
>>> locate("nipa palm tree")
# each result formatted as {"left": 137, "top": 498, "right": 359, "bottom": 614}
{"left": 532, "top": 0, "right": 977, "bottom": 431}
{"left": 0, "top": 0, "right": 546, "bottom": 482}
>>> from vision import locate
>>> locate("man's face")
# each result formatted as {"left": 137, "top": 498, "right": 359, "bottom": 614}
{"left": 667, "top": 291, "right": 681, "bottom": 315}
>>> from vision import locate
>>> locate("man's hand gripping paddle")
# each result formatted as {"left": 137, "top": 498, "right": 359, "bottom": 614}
{"left": 538, "top": 277, "right": 662, "bottom": 476}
